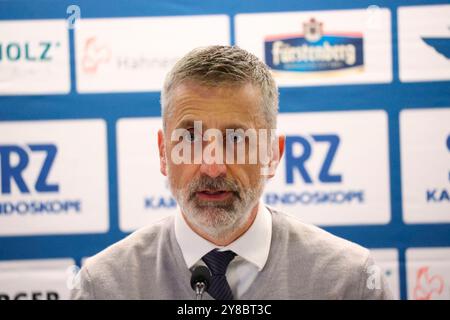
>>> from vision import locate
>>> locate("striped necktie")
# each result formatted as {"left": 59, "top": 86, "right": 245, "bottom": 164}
{"left": 202, "top": 249, "right": 237, "bottom": 300}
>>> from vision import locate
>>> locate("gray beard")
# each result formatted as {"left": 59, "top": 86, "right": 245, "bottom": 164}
{"left": 168, "top": 170, "right": 266, "bottom": 240}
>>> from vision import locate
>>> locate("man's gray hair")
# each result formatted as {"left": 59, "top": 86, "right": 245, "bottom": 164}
{"left": 161, "top": 45, "right": 279, "bottom": 131}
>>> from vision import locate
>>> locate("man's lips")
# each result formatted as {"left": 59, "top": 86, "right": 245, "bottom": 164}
{"left": 195, "top": 190, "right": 234, "bottom": 201}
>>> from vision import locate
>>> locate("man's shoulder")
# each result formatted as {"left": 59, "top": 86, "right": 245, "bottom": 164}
{"left": 72, "top": 215, "right": 176, "bottom": 299}
{"left": 268, "top": 206, "right": 370, "bottom": 269}
{"left": 266, "top": 206, "right": 392, "bottom": 299}
{"left": 84, "top": 215, "right": 174, "bottom": 275}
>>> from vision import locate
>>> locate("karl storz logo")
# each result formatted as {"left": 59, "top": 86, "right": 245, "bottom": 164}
{"left": 424, "top": 133, "right": 449, "bottom": 204}
{"left": 0, "top": 120, "right": 108, "bottom": 236}
{"left": 117, "top": 118, "right": 177, "bottom": 232}
{"left": 265, "top": 133, "right": 363, "bottom": 206}
{"left": 264, "top": 111, "right": 390, "bottom": 226}
{"left": 400, "top": 108, "right": 450, "bottom": 223}
{"left": 75, "top": 16, "right": 230, "bottom": 93}
{"left": 398, "top": 5, "right": 450, "bottom": 82}
{"left": 265, "top": 18, "right": 364, "bottom": 73}
{"left": 144, "top": 179, "right": 177, "bottom": 210}
{"left": 0, "top": 144, "right": 80, "bottom": 215}
{"left": 407, "top": 248, "right": 450, "bottom": 300}
{"left": 0, "top": 20, "right": 70, "bottom": 94}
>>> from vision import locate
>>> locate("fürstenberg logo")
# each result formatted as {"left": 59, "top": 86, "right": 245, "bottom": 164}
{"left": 169, "top": 121, "right": 279, "bottom": 175}
{"left": 265, "top": 17, "right": 363, "bottom": 73}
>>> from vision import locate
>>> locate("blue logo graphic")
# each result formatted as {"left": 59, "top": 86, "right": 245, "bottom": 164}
{"left": 422, "top": 37, "right": 450, "bottom": 59}
{"left": 0, "top": 144, "right": 58, "bottom": 194}
{"left": 0, "top": 144, "right": 81, "bottom": 215}
{"left": 144, "top": 196, "right": 176, "bottom": 210}
{"left": 285, "top": 134, "right": 342, "bottom": 184}
{"left": 425, "top": 134, "right": 450, "bottom": 203}
{"left": 264, "top": 18, "right": 364, "bottom": 73}
{"left": 446, "top": 134, "right": 450, "bottom": 152}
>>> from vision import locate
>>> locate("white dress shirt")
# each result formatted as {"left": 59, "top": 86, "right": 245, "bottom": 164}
{"left": 174, "top": 202, "right": 272, "bottom": 298}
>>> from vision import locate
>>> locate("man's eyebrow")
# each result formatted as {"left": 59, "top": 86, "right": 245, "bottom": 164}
{"left": 222, "top": 123, "right": 251, "bottom": 131}
{"left": 174, "top": 119, "right": 251, "bottom": 131}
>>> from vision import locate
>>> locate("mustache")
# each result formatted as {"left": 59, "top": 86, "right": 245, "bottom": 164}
{"left": 187, "top": 175, "right": 241, "bottom": 201}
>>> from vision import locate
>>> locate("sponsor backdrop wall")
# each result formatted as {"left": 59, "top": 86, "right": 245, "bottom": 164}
{"left": 0, "top": 0, "right": 449, "bottom": 300}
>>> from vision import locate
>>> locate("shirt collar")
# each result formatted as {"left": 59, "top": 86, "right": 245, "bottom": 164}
{"left": 174, "top": 202, "right": 272, "bottom": 271}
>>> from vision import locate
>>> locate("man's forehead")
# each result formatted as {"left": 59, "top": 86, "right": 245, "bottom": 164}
{"left": 175, "top": 117, "right": 253, "bottom": 131}
{"left": 173, "top": 79, "right": 253, "bottom": 95}
{"left": 168, "top": 82, "right": 265, "bottom": 130}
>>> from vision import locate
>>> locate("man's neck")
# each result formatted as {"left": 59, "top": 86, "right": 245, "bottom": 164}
{"left": 182, "top": 204, "right": 259, "bottom": 246}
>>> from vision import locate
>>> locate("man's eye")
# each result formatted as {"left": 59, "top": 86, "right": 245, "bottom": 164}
{"left": 227, "top": 132, "right": 244, "bottom": 144}
{"left": 184, "top": 129, "right": 199, "bottom": 143}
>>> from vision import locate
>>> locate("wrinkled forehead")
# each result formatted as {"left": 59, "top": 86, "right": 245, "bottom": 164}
{"left": 166, "top": 81, "right": 266, "bottom": 131}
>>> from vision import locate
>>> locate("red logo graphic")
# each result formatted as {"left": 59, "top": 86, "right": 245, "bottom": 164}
{"left": 82, "top": 37, "right": 111, "bottom": 74}
{"left": 413, "top": 266, "right": 444, "bottom": 300}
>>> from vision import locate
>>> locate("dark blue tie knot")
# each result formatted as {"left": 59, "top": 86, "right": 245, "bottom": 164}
{"left": 201, "top": 249, "right": 236, "bottom": 300}
{"left": 202, "top": 249, "right": 236, "bottom": 276}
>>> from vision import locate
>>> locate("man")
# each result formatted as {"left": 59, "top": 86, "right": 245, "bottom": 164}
{"left": 71, "top": 45, "right": 393, "bottom": 300}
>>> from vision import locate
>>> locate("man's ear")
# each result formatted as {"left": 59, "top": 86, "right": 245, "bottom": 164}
{"left": 277, "top": 135, "right": 285, "bottom": 160}
{"left": 158, "top": 129, "right": 167, "bottom": 176}
{"left": 267, "top": 134, "right": 285, "bottom": 179}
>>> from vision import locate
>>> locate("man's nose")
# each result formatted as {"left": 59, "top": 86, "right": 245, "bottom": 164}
{"left": 199, "top": 161, "right": 227, "bottom": 178}
{"left": 199, "top": 145, "right": 227, "bottom": 178}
